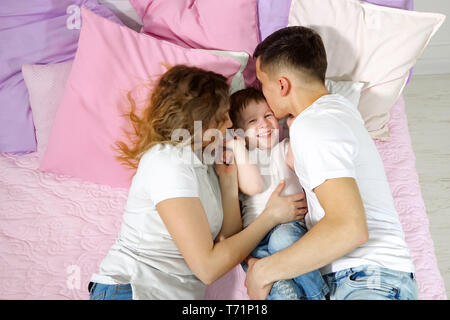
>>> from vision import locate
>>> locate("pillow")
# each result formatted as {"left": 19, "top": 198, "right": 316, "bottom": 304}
{"left": 202, "top": 50, "right": 249, "bottom": 94}
{"left": 129, "top": 0, "right": 260, "bottom": 87}
{"left": 325, "top": 80, "right": 364, "bottom": 108}
{"left": 131, "top": 0, "right": 259, "bottom": 54}
{"left": 0, "top": 0, "right": 121, "bottom": 154}
{"left": 22, "top": 52, "right": 246, "bottom": 160}
{"left": 288, "top": 0, "right": 445, "bottom": 140}
{"left": 258, "top": 0, "right": 414, "bottom": 41}
{"left": 98, "top": 0, "right": 142, "bottom": 31}
{"left": 40, "top": 8, "right": 244, "bottom": 189}
{"left": 365, "top": 0, "right": 413, "bottom": 10}
{"left": 22, "top": 61, "right": 74, "bottom": 160}
{"left": 258, "top": 0, "right": 292, "bottom": 41}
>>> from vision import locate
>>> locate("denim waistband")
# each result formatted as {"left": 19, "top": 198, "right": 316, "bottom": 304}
{"left": 327, "top": 265, "right": 415, "bottom": 282}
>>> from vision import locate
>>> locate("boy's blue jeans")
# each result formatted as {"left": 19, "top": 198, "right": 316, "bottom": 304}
{"left": 241, "top": 221, "right": 329, "bottom": 300}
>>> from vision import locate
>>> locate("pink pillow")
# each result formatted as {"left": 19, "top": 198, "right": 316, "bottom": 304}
{"left": 39, "top": 8, "right": 243, "bottom": 189}
{"left": 130, "top": 0, "right": 260, "bottom": 87}
{"left": 22, "top": 61, "right": 73, "bottom": 160}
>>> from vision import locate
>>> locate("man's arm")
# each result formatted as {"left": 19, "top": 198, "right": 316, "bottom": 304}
{"left": 245, "top": 177, "right": 369, "bottom": 299}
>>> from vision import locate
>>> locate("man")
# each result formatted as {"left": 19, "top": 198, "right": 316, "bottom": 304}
{"left": 244, "top": 26, "right": 418, "bottom": 300}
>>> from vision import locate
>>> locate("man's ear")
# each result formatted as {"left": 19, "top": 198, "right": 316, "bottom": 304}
{"left": 278, "top": 77, "right": 291, "bottom": 97}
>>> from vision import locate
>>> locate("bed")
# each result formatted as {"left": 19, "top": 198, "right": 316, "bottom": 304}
{"left": 0, "top": 0, "right": 447, "bottom": 300}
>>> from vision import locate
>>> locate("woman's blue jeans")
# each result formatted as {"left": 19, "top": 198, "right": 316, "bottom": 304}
{"left": 241, "top": 221, "right": 329, "bottom": 300}
{"left": 89, "top": 282, "right": 133, "bottom": 300}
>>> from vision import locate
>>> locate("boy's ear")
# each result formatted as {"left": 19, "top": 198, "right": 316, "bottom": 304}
{"left": 278, "top": 77, "right": 291, "bottom": 97}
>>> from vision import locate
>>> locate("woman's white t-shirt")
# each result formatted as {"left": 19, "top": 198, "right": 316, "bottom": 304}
{"left": 90, "top": 143, "right": 223, "bottom": 299}
{"left": 289, "top": 93, "right": 415, "bottom": 275}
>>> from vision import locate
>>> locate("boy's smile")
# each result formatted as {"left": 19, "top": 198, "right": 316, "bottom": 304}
{"left": 240, "top": 100, "right": 279, "bottom": 150}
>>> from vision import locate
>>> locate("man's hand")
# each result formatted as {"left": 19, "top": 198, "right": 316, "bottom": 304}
{"left": 244, "top": 257, "right": 272, "bottom": 300}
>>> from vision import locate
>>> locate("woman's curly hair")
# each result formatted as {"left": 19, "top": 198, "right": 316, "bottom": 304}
{"left": 115, "top": 65, "right": 231, "bottom": 170}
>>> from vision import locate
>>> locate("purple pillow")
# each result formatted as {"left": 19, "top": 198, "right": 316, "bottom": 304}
{"left": 258, "top": 0, "right": 414, "bottom": 41}
{"left": 0, "top": 1, "right": 121, "bottom": 154}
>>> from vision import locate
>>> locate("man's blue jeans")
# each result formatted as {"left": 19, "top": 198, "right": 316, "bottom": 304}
{"left": 324, "top": 265, "right": 418, "bottom": 300}
{"left": 241, "top": 221, "right": 329, "bottom": 300}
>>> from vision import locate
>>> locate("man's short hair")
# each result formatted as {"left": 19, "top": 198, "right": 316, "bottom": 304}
{"left": 253, "top": 26, "right": 327, "bottom": 84}
{"left": 229, "top": 87, "right": 266, "bottom": 129}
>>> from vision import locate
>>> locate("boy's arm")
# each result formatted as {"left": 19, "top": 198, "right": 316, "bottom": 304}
{"left": 245, "top": 177, "right": 369, "bottom": 299}
{"left": 229, "top": 137, "right": 263, "bottom": 196}
{"left": 285, "top": 142, "right": 295, "bottom": 171}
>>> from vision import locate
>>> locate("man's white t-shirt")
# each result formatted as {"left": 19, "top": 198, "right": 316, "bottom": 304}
{"left": 90, "top": 143, "right": 223, "bottom": 299}
{"left": 290, "top": 93, "right": 415, "bottom": 275}
{"left": 241, "top": 139, "right": 305, "bottom": 228}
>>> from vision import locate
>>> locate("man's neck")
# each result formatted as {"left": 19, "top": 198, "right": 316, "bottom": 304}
{"left": 290, "top": 86, "right": 330, "bottom": 117}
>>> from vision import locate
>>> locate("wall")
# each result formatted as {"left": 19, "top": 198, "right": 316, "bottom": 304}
{"left": 414, "top": 0, "right": 450, "bottom": 75}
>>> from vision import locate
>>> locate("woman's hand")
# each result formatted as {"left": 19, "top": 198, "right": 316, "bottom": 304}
{"left": 262, "top": 181, "right": 308, "bottom": 226}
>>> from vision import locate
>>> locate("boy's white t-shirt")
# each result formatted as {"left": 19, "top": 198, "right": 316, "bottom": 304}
{"left": 241, "top": 138, "right": 305, "bottom": 228}
{"left": 289, "top": 93, "right": 415, "bottom": 275}
{"left": 90, "top": 143, "right": 223, "bottom": 299}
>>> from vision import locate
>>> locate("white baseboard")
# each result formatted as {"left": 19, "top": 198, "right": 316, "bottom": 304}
{"left": 414, "top": 42, "right": 450, "bottom": 75}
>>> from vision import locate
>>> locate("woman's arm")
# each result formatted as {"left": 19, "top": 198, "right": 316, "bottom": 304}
{"left": 156, "top": 181, "right": 307, "bottom": 285}
{"left": 229, "top": 136, "right": 263, "bottom": 196}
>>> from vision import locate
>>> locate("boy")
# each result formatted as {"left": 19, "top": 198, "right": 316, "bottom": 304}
{"left": 244, "top": 26, "right": 417, "bottom": 300}
{"left": 227, "top": 87, "right": 329, "bottom": 300}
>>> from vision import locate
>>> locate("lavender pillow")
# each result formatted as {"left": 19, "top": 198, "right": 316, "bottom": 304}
{"left": 0, "top": 1, "right": 121, "bottom": 154}
{"left": 258, "top": 0, "right": 414, "bottom": 41}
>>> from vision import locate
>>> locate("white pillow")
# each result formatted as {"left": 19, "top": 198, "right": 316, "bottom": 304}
{"left": 325, "top": 79, "right": 364, "bottom": 108}
{"left": 22, "top": 61, "right": 73, "bottom": 159}
{"left": 202, "top": 50, "right": 249, "bottom": 94}
{"left": 288, "top": 0, "right": 445, "bottom": 140}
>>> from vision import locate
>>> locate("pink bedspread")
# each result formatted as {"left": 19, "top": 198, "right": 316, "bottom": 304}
{"left": 0, "top": 96, "right": 446, "bottom": 300}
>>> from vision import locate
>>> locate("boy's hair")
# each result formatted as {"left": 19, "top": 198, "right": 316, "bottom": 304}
{"left": 253, "top": 26, "right": 327, "bottom": 84}
{"left": 229, "top": 87, "right": 266, "bottom": 129}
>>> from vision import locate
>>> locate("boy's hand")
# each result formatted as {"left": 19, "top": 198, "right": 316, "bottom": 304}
{"left": 225, "top": 134, "right": 247, "bottom": 166}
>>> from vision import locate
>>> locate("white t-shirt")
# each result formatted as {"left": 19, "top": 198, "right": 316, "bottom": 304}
{"left": 290, "top": 94, "right": 415, "bottom": 275}
{"left": 241, "top": 139, "right": 305, "bottom": 228}
{"left": 90, "top": 143, "right": 223, "bottom": 299}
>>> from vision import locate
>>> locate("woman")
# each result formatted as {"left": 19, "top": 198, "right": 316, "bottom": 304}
{"left": 88, "top": 65, "right": 308, "bottom": 300}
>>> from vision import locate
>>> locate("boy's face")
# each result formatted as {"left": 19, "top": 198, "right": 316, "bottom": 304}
{"left": 240, "top": 100, "right": 279, "bottom": 150}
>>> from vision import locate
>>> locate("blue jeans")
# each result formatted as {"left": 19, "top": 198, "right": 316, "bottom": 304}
{"left": 241, "top": 221, "right": 329, "bottom": 300}
{"left": 324, "top": 265, "right": 418, "bottom": 300}
{"left": 89, "top": 282, "right": 133, "bottom": 300}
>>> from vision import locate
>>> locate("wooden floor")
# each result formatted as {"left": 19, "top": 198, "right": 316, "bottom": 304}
{"left": 403, "top": 73, "right": 450, "bottom": 299}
